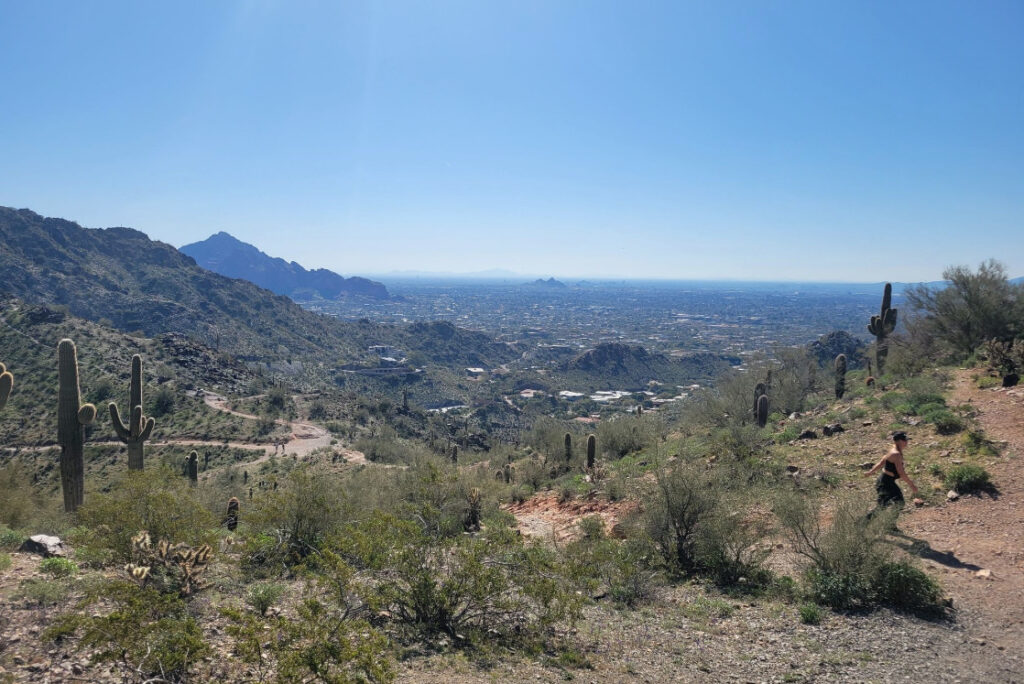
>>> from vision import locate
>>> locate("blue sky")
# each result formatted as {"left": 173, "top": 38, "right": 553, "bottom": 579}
{"left": 1, "top": 1, "right": 1022, "bottom": 281}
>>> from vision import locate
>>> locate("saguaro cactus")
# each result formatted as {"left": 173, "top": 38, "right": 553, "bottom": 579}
{"left": 0, "top": 362, "right": 13, "bottom": 412}
{"left": 226, "top": 497, "right": 239, "bottom": 531}
{"left": 57, "top": 339, "right": 97, "bottom": 512}
{"left": 586, "top": 434, "right": 596, "bottom": 469}
{"left": 867, "top": 283, "right": 898, "bottom": 375}
{"left": 564, "top": 433, "right": 573, "bottom": 461}
{"left": 756, "top": 393, "right": 769, "bottom": 428}
{"left": 186, "top": 451, "right": 199, "bottom": 485}
{"left": 451, "top": 444, "right": 458, "bottom": 464}
{"left": 834, "top": 354, "right": 848, "bottom": 399}
{"left": 109, "top": 354, "right": 155, "bottom": 471}
{"left": 753, "top": 382, "right": 767, "bottom": 421}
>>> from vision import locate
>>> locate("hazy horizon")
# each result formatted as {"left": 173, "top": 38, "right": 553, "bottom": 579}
{"left": 2, "top": 2, "right": 1022, "bottom": 281}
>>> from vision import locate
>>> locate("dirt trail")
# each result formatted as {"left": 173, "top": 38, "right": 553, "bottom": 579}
{"left": 900, "top": 370, "right": 1024, "bottom": 652}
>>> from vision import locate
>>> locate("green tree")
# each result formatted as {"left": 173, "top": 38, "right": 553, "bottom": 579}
{"left": 904, "top": 260, "right": 1024, "bottom": 359}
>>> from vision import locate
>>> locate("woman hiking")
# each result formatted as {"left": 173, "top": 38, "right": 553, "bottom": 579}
{"left": 864, "top": 431, "right": 920, "bottom": 522}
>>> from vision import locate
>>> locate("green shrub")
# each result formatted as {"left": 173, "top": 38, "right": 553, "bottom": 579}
{"left": 16, "top": 577, "right": 69, "bottom": 606}
{"left": 45, "top": 580, "right": 210, "bottom": 681}
{"left": 0, "top": 526, "right": 24, "bottom": 550}
{"left": 875, "top": 561, "right": 944, "bottom": 617}
{"left": 640, "top": 461, "right": 719, "bottom": 575}
{"left": 565, "top": 533, "right": 660, "bottom": 608}
{"left": 945, "top": 464, "right": 991, "bottom": 494}
{"left": 799, "top": 602, "right": 823, "bottom": 625}
{"left": 246, "top": 582, "right": 285, "bottom": 616}
{"left": 962, "top": 430, "right": 999, "bottom": 457}
{"left": 40, "top": 557, "right": 78, "bottom": 578}
{"left": 923, "top": 408, "right": 964, "bottom": 435}
{"left": 0, "top": 552, "right": 11, "bottom": 573}
{"left": 340, "top": 512, "right": 582, "bottom": 644}
{"left": 75, "top": 468, "right": 215, "bottom": 561}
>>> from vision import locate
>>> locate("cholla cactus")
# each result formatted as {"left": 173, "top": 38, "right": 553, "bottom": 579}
{"left": 586, "top": 434, "right": 596, "bottom": 469}
{"left": 834, "top": 354, "right": 848, "bottom": 399}
{"left": 109, "top": 355, "right": 155, "bottom": 471}
{"left": 464, "top": 488, "right": 482, "bottom": 531}
{"left": 125, "top": 530, "right": 213, "bottom": 597}
{"left": 0, "top": 362, "right": 12, "bottom": 412}
{"left": 58, "top": 340, "right": 97, "bottom": 512}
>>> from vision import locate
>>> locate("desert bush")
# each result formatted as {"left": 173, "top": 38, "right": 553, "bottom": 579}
{"left": 799, "top": 602, "right": 823, "bottom": 625}
{"left": 246, "top": 465, "right": 348, "bottom": 570}
{"left": 0, "top": 463, "right": 51, "bottom": 530}
{"left": 0, "top": 525, "right": 25, "bottom": 550}
{"left": 45, "top": 580, "right": 210, "bottom": 682}
{"left": 875, "top": 561, "right": 944, "bottom": 617}
{"left": 150, "top": 385, "right": 176, "bottom": 417}
{"left": 75, "top": 468, "right": 215, "bottom": 561}
{"left": 924, "top": 408, "right": 964, "bottom": 435}
{"left": 597, "top": 413, "right": 662, "bottom": 458}
{"left": 565, "top": 526, "right": 660, "bottom": 608}
{"left": 0, "top": 552, "right": 11, "bottom": 572}
{"left": 695, "top": 503, "right": 773, "bottom": 589}
{"left": 225, "top": 554, "right": 393, "bottom": 683}
{"left": 640, "top": 461, "right": 720, "bottom": 575}
{"left": 961, "top": 430, "right": 999, "bottom": 457}
{"left": 340, "top": 512, "right": 581, "bottom": 644}
{"left": 16, "top": 577, "right": 70, "bottom": 606}
{"left": 246, "top": 581, "right": 285, "bottom": 616}
{"left": 776, "top": 493, "right": 945, "bottom": 615}
{"left": 944, "top": 464, "right": 991, "bottom": 494}
{"left": 40, "top": 557, "right": 78, "bottom": 578}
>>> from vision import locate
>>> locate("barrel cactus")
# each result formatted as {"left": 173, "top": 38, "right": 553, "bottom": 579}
{"left": 0, "top": 362, "right": 12, "bottom": 412}
{"left": 867, "top": 283, "right": 898, "bottom": 375}
{"left": 57, "top": 339, "right": 97, "bottom": 512}
{"left": 834, "top": 354, "right": 848, "bottom": 399}
{"left": 109, "top": 354, "right": 155, "bottom": 471}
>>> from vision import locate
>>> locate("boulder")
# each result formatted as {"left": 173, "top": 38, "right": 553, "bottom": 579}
{"left": 797, "top": 429, "right": 818, "bottom": 440}
{"left": 947, "top": 490, "right": 960, "bottom": 501}
{"left": 822, "top": 423, "right": 845, "bottom": 437}
{"left": 19, "top": 535, "right": 68, "bottom": 558}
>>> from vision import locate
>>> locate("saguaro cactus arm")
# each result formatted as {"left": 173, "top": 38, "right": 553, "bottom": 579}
{"left": 109, "top": 354, "right": 154, "bottom": 470}
{"left": 0, "top": 362, "right": 12, "bottom": 412}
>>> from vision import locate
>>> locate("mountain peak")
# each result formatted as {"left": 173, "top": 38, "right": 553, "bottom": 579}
{"left": 180, "top": 233, "right": 389, "bottom": 301}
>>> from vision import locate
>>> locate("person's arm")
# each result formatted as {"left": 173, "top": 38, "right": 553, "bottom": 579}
{"left": 864, "top": 455, "right": 887, "bottom": 477}
{"left": 895, "top": 458, "right": 919, "bottom": 494}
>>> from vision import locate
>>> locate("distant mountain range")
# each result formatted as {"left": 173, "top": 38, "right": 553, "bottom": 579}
{"left": 0, "top": 207, "right": 513, "bottom": 370}
{"left": 180, "top": 232, "right": 389, "bottom": 300}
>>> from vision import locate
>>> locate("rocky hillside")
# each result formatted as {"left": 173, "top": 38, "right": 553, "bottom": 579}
{"left": 0, "top": 208, "right": 511, "bottom": 371}
{"left": 180, "top": 231, "right": 389, "bottom": 301}
{"left": 558, "top": 342, "right": 733, "bottom": 390}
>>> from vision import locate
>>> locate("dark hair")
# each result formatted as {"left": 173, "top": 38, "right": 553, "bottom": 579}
{"left": 892, "top": 431, "right": 910, "bottom": 442}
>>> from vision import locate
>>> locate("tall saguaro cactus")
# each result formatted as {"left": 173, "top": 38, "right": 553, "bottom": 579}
{"left": 753, "top": 382, "right": 767, "bottom": 421}
{"left": 868, "top": 283, "right": 898, "bottom": 375}
{"left": 109, "top": 354, "right": 155, "bottom": 471}
{"left": 834, "top": 354, "right": 848, "bottom": 399}
{"left": 0, "top": 362, "right": 12, "bottom": 412}
{"left": 58, "top": 339, "right": 97, "bottom": 512}
{"left": 186, "top": 451, "right": 199, "bottom": 485}
{"left": 586, "top": 434, "right": 596, "bottom": 469}
{"left": 564, "top": 433, "right": 573, "bottom": 462}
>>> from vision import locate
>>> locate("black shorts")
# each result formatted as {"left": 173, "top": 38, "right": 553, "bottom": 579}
{"left": 876, "top": 474, "right": 905, "bottom": 507}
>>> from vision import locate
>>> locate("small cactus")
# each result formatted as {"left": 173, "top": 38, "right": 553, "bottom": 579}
{"left": 109, "top": 355, "right": 155, "bottom": 471}
{"left": 867, "top": 283, "right": 898, "bottom": 375}
{"left": 0, "top": 362, "right": 12, "bottom": 412}
{"left": 756, "top": 393, "right": 769, "bottom": 428}
{"left": 186, "top": 450, "right": 198, "bottom": 485}
{"left": 586, "top": 434, "right": 596, "bottom": 469}
{"left": 834, "top": 354, "right": 848, "bottom": 399}
{"left": 57, "top": 340, "right": 97, "bottom": 513}
{"left": 226, "top": 497, "right": 240, "bottom": 531}
{"left": 564, "top": 433, "right": 572, "bottom": 461}
{"left": 451, "top": 444, "right": 458, "bottom": 464}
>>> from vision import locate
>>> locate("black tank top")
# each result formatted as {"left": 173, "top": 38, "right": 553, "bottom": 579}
{"left": 883, "top": 458, "right": 899, "bottom": 479}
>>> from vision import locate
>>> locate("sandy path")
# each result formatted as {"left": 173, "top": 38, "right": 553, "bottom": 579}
{"left": 899, "top": 371, "right": 1024, "bottom": 652}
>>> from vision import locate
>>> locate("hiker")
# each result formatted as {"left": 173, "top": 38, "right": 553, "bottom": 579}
{"left": 865, "top": 431, "right": 920, "bottom": 519}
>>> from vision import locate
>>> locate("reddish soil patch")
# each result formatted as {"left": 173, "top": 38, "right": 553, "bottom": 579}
{"left": 506, "top": 493, "right": 637, "bottom": 542}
